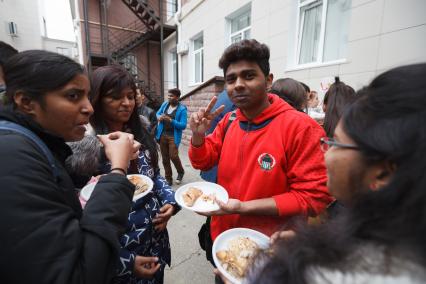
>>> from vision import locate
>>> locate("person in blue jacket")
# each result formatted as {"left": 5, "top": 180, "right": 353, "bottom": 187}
{"left": 155, "top": 88, "right": 187, "bottom": 185}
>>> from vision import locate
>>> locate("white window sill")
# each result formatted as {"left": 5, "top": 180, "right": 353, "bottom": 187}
{"left": 188, "top": 81, "right": 203, "bottom": 87}
{"left": 286, "top": 59, "right": 347, "bottom": 72}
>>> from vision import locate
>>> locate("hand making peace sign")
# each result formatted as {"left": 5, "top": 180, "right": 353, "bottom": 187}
{"left": 189, "top": 96, "right": 225, "bottom": 138}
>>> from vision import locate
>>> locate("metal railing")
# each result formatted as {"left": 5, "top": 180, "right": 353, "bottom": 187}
{"left": 107, "top": 19, "right": 148, "bottom": 57}
{"left": 86, "top": 21, "right": 159, "bottom": 103}
{"left": 84, "top": 0, "right": 177, "bottom": 105}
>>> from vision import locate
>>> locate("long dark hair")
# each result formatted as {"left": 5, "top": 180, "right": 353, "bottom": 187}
{"left": 0, "top": 41, "right": 18, "bottom": 67}
{"left": 248, "top": 64, "right": 426, "bottom": 284}
{"left": 323, "top": 77, "right": 357, "bottom": 137}
{"left": 4, "top": 50, "right": 84, "bottom": 107}
{"left": 90, "top": 65, "right": 158, "bottom": 169}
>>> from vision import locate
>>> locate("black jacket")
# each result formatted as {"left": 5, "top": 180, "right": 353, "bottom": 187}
{"left": 137, "top": 104, "right": 158, "bottom": 134}
{"left": 0, "top": 108, "right": 135, "bottom": 284}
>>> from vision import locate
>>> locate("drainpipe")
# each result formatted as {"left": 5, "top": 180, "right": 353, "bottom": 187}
{"left": 160, "top": 0, "right": 164, "bottom": 102}
{"left": 101, "top": 0, "right": 110, "bottom": 64}
{"left": 70, "top": 0, "right": 84, "bottom": 64}
{"left": 82, "top": 0, "right": 92, "bottom": 75}
{"left": 174, "top": 0, "right": 182, "bottom": 91}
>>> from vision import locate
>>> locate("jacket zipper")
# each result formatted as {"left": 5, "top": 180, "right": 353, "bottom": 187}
{"left": 237, "top": 122, "right": 250, "bottom": 198}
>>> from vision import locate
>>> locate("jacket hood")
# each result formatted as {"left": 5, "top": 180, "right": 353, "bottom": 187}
{"left": 236, "top": 93, "right": 295, "bottom": 124}
{"left": 0, "top": 106, "right": 72, "bottom": 162}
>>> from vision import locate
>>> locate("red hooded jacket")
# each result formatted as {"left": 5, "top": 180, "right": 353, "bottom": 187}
{"left": 189, "top": 94, "right": 332, "bottom": 240}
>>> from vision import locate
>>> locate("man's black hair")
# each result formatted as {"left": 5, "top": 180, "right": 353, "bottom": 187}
{"left": 218, "top": 39, "right": 270, "bottom": 77}
{"left": 168, "top": 88, "right": 181, "bottom": 98}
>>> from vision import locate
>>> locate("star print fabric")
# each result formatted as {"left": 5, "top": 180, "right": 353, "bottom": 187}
{"left": 114, "top": 150, "right": 178, "bottom": 284}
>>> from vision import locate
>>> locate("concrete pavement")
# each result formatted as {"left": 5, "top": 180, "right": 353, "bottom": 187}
{"left": 160, "top": 145, "right": 215, "bottom": 284}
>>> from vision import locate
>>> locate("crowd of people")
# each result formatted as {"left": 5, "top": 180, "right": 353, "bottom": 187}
{"left": 0, "top": 38, "right": 425, "bottom": 284}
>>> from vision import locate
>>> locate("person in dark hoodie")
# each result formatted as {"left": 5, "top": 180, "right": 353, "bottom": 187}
{"left": 0, "top": 50, "right": 145, "bottom": 283}
{"left": 188, "top": 39, "right": 333, "bottom": 263}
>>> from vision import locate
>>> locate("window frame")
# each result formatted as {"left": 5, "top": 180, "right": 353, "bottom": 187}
{"left": 168, "top": 48, "right": 178, "bottom": 89}
{"left": 56, "top": 47, "right": 71, "bottom": 57}
{"left": 295, "top": 0, "right": 348, "bottom": 68}
{"left": 191, "top": 34, "right": 204, "bottom": 85}
{"left": 229, "top": 10, "right": 251, "bottom": 44}
{"left": 167, "top": 0, "right": 178, "bottom": 20}
{"left": 226, "top": 3, "right": 252, "bottom": 46}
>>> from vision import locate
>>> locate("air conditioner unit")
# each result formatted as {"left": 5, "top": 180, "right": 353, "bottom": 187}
{"left": 8, "top": 22, "right": 18, "bottom": 37}
{"left": 176, "top": 41, "right": 188, "bottom": 55}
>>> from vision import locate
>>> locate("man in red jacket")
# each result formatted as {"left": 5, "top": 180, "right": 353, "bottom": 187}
{"left": 189, "top": 39, "right": 332, "bottom": 242}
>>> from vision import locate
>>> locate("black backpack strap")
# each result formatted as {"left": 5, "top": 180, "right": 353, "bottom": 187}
{"left": 222, "top": 110, "right": 237, "bottom": 142}
{"left": 0, "top": 120, "right": 59, "bottom": 182}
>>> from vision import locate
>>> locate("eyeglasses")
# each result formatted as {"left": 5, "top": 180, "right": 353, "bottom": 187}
{"left": 320, "top": 137, "right": 360, "bottom": 152}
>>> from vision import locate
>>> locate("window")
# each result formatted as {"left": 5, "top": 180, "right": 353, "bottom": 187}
{"left": 192, "top": 35, "right": 204, "bottom": 84}
{"left": 230, "top": 10, "right": 251, "bottom": 44}
{"left": 169, "top": 49, "right": 178, "bottom": 88}
{"left": 297, "top": 0, "right": 351, "bottom": 65}
{"left": 227, "top": 5, "right": 251, "bottom": 45}
{"left": 167, "top": 0, "right": 178, "bottom": 19}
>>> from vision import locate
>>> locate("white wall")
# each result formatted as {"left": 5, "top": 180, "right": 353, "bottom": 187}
{"left": 170, "top": 0, "right": 426, "bottom": 96}
{"left": 0, "top": 0, "right": 43, "bottom": 51}
{"left": 0, "top": 0, "right": 78, "bottom": 60}
{"left": 42, "top": 37, "right": 78, "bottom": 60}
{"left": 290, "top": 0, "right": 426, "bottom": 94}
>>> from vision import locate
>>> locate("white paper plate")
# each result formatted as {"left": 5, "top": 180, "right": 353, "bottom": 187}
{"left": 127, "top": 174, "right": 154, "bottom": 201}
{"left": 175, "top": 181, "right": 229, "bottom": 212}
{"left": 80, "top": 182, "right": 97, "bottom": 201}
{"left": 80, "top": 174, "right": 154, "bottom": 202}
{"left": 212, "top": 228, "right": 270, "bottom": 284}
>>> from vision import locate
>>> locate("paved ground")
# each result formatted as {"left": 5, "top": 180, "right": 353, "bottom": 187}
{"left": 159, "top": 145, "right": 215, "bottom": 284}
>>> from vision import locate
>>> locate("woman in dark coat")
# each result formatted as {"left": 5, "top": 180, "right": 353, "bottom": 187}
{"left": 0, "top": 50, "right": 142, "bottom": 284}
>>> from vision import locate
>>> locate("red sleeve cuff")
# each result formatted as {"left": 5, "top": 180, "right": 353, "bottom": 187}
{"left": 188, "top": 139, "right": 208, "bottom": 168}
{"left": 273, "top": 193, "right": 304, "bottom": 217}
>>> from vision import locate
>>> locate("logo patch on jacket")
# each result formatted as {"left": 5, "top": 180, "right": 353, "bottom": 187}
{"left": 258, "top": 153, "right": 276, "bottom": 171}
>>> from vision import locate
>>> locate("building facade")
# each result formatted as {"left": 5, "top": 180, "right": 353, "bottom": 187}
{"left": 164, "top": 0, "right": 426, "bottom": 100}
{"left": 0, "top": 0, "right": 78, "bottom": 61}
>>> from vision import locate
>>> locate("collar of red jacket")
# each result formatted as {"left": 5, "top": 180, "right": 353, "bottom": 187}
{"left": 236, "top": 93, "right": 294, "bottom": 124}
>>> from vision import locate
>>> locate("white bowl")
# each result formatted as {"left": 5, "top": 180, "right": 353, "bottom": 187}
{"left": 212, "top": 228, "right": 270, "bottom": 284}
